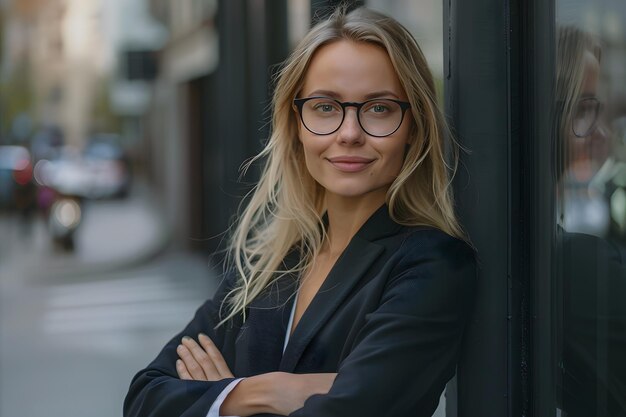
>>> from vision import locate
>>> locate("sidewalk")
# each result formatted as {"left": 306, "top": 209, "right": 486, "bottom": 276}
{"left": 70, "top": 182, "right": 170, "bottom": 274}
{"left": 0, "top": 187, "right": 212, "bottom": 417}
{"left": 1, "top": 181, "right": 171, "bottom": 282}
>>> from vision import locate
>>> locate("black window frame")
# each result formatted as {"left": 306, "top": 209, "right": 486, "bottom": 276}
{"left": 445, "top": 0, "right": 556, "bottom": 415}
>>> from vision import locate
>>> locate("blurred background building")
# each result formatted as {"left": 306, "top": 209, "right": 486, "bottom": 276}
{"left": 144, "top": 0, "right": 291, "bottom": 252}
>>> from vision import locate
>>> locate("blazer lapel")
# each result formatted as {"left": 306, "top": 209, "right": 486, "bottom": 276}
{"left": 234, "top": 264, "right": 298, "bottom": 376}
{"left": 279, "top": 204, "right": 402, "bottom": 372}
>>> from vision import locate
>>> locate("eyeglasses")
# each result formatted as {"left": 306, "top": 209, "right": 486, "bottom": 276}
{"left": 572, "top": 97, "right": 602, "bottom": 138}
{"left": 293, "top": 96, "right": 411, "bottom": 137}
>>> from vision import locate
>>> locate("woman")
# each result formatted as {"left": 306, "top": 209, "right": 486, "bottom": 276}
{"left": 124, "top": 7, "right": 476, "bottom": 417}
{"left": 555, "top": 25, "right": 610, "bottom": 236}
{"left": 555, "top": 26, "right": 626, "bottom": 417}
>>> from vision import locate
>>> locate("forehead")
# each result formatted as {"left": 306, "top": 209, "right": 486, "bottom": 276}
{"left": 301, "top": 40, "right": 406, "bottom": 100}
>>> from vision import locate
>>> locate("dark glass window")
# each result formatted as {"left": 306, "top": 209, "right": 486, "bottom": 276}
{"left": 554, "top": 2, "right": 626, "bottom": 415}
{"left": 122, "top": 50, "right": 157, "bottom": 81}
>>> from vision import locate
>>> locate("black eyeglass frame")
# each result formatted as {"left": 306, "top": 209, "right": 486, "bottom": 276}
{"left": 293, "top": 96, "right": 412, "bottom": 138}
{"left": 572, "top": 97, "right": 602, "bottom": 138}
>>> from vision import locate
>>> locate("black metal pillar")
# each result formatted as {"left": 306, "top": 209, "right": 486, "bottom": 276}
{"left": 523, "top": 1, "right": 556, "bottom": 415}
{"left": 444, "top": 0, "right": 524, "bottom": 415}
{"left": 205, "top": 0, "right": 289, "bottom": 253}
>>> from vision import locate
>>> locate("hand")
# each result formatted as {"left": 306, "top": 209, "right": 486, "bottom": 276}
{"left": 267, "top": 372, "right": 338, "bottom": 415}
{"left": 176, "top": 333, "right": 234, "bottom": 381}
{"left": 220, "top": 371, "right": 337, "bottom": 416}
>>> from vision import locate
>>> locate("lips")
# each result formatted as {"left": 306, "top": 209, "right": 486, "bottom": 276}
{"left": 326, "top": 156, "right": 375, "bottom": 172}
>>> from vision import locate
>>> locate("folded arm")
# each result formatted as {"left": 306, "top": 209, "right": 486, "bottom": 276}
{"left": 123, "top": 271, "right": 245, "bottom": 417}
{"left": 124, "top": 271, "right": 337, "bottom": 417}
{"left": 176, "top": 334, "right": 337, "bottom": 416}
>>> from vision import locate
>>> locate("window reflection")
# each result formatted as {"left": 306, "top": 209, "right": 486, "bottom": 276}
{"left": 555, "top": 21, "right": 626, "bottom": 417}
{"left": 557, "top": 26, "right": 609, "bottom": 236}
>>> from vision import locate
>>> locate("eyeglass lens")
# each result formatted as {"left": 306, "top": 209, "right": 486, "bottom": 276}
{"left": 572, "top": 97, "right": 600, "bottom": 137}
{"left": 300, "top": 98, "right": 405, "bottom": 137}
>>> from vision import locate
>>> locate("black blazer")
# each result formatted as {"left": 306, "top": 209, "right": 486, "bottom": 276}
{"left": 559, "top": 230, "right": 626, "bottom": 416}
{"left": 124, "top": 205, "right": 477, "bottom": 417}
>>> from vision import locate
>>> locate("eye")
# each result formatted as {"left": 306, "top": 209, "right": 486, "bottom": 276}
{"left": 316, "top": 104, "right": 335, "bottom": 112}
{"left": 371, "top": 104, "right": 389, "bottom": 113}
{"left": 363, "top": 100, "right": 397, "bottom": 116}
{"left": 312, "top": 101, "right": 340, "bottom": 113}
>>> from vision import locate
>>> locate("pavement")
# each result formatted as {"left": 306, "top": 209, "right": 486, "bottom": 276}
{"left": 0, "top": 251, "right": 217, "bottom": 417}
{"left": 0, "top": 180, "right": 171, "bottom": 282}
{"left": 0, "top": 181, "right": 219, "bottom": 417}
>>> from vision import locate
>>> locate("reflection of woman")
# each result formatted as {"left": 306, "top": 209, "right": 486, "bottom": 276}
{"left": 124, "top": 7, "right": 476, "bottom": 417}
{"left": 555, "top": 26, "right": 626, "bottom": 417}
{"left": 556, "top": 26, "right": 610, "bottom": 236}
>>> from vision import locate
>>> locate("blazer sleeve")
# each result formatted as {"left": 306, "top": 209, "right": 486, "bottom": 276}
{"left": 289, "top": 233, "right": 477, "bottom": 417}
{"left": 123, "top": 271, "right": 242, "bottom": 417}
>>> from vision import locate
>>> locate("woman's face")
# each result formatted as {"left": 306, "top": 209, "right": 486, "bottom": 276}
{"left": 568, "top": 50, "right": 609, "bottom": 181}
{"left": 297, "top": 40, "right": 412, "bottom": 202}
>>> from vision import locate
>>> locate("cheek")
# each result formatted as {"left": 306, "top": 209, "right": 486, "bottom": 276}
{"left": 372, "top": 144, "right": 407, "bottom": 179}
{"left": 300, "top": 139, "right": 325, "bottom": 173}
{"left": 389, "top": 149, "right": 407, "bottom": 176}
{"left": 300, "top": 131, "right": 328, "bottom": 155}
{"left": 300, "top": 138, "right": 314, "bottom": 158}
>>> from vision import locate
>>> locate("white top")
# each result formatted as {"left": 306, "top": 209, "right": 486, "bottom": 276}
{"left": 206, "top": 291, "right": 299, "bottom": 417}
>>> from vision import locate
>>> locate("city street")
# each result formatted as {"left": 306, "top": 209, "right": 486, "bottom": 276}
{"left": 0, "top": 185, "right": 449, "bottom": 417}
{"left": 0, "top": 190, "right": 220, "bottom": 417}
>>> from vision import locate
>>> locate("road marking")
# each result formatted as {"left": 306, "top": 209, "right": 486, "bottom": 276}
{"left": 42, "top": 274, "right": 213, "bottom": 334}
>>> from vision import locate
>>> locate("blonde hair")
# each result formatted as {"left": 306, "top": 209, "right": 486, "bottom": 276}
{"left": 218, "top": 6, "right": 464, "bottom": 326}
{"left": 555, "top": 26, "right": 601, "bottom": 177}
{"left": 554, "top": 26, "right": 603, "bottom": 230}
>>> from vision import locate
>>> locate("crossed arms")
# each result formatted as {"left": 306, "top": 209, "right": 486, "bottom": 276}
{"left": 123, "top": 235, "right": 476, "bottom": 417}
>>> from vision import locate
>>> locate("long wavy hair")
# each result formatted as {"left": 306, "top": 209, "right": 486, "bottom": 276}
{"left": 218, "top": 6, "right": 465, "bottom": 326}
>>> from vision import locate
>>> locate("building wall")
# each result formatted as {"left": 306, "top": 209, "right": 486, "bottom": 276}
{"left": 144, "top": 0, "right": 289, "bottom": 252}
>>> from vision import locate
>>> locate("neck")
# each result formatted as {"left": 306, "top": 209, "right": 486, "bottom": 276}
{"left": 323, "top": 190, "right": 387, "bottom": 256}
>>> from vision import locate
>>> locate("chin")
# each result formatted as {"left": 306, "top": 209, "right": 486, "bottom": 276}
{"left": 320, "top": 182, "right": 391, "bottom": 201}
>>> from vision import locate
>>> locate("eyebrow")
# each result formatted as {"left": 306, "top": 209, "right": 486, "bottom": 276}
{"left": 306, "top": 89, "right": 401, "bottom": 100}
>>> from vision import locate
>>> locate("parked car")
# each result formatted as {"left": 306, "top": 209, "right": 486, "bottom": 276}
{"left": 82, "top": 134, "right": 132, "bottom": 199}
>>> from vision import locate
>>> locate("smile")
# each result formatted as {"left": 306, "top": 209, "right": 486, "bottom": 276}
{"left": 326, "top": 156, "right": 375, "bottom": 172}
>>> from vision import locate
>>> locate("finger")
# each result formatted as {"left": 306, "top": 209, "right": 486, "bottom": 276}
{"left": 198, "top": 333, "right": 234, "bottom": 378}
{"left": 176, "top": 343, "right": 207, "bottom": 380}
{"left": 176, "top": 359, "right": 192, "bottom": 380}
{"left": 181, "top": 336, "right": 220, "bottom": 380}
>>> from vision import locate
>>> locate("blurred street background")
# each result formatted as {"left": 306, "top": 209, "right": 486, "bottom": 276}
{"left": 0, "top": 1, "right": 446, "bottom": 416}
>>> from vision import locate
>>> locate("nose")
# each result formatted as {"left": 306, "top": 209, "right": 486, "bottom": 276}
{"left": 336, "top": 108, "right": 364, "bottom": 145}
